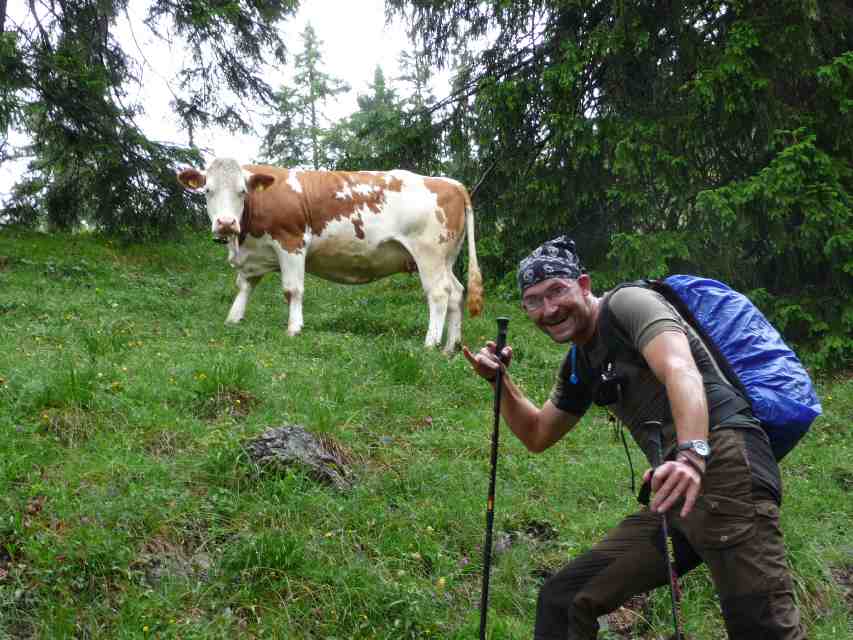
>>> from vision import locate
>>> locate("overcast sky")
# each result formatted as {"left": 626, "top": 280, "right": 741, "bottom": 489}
{"left": 1, "top": 0, "right": 428, "bottom": 193}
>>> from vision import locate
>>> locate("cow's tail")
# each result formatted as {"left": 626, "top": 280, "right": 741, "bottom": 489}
{"left": 464, "top": 193, "right": 484, "bottom": 317}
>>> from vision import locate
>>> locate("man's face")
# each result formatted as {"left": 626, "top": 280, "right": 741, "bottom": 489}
{"left": 521, "top": 276, "right": 594, "bottom": 344}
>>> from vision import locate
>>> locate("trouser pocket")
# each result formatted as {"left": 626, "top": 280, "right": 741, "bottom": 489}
{"left": 689, "top": 493, "right": 756, "bottom": 549}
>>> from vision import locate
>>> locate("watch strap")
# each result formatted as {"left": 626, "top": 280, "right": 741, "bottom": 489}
{"left": 677, "top": 439, "right": 710, "bottom": 458}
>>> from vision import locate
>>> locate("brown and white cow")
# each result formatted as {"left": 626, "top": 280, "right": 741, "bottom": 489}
{"left": 177, "top": 158, "right": 484, "bottom": 352}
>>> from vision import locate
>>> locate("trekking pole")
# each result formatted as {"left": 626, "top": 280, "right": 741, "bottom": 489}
{"left": 645, "top": 421, "right": 684, "bottom": 640}
{"left": 479, "top": 317, "right": 510, "bottom": 640}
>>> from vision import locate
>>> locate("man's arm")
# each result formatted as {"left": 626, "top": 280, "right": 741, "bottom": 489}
{"left": 641, "top": 330, "right": 707, "bottom": 516}
{"left": 496, "top": 374, "right": 579, "bottom": 452}
{"left": 463, "top": 343, "right": 580, "bottom": 453}
{"left": 643, "top": 330, "right": 709, "bottom": 444}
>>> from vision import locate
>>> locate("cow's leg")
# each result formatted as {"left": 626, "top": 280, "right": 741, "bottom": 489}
{"left": 443, "top": 272, "right": 465, "bottom": 353}
{"left": 226, "top": 273, "right": 263, "bottom": 324}
{"left": 424, "top": 282, "right": 450, "bottom": 349}
{"left": 411, "top": 251, "right": 452, "bottom": 349}
{"left": 276, "top": 249, "right": 306, "bottom": 336}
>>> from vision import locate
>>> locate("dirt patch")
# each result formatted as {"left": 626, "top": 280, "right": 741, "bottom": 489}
{"left": 502, "top": 518, "right": 559, "bottom": 552}
{"left": 832, "top": 468, "right": 853, "bottom": 492}
{"left": 0, "top": 528, "right": 39, "bottom": 636}
{"left": 519, "top": 519, "right": 559, "bottom": 542}
{"left": 492, "top": 519, "right": 560, "bottom": 559}
{"left": 38, "top": 406, "right": 96, "bottom": 445}
{"left": 0, "top": 533, "right": 13, "bottom": 580}
{"left": 831, "top": 563, "right": 853, "bottom": 611}
{"left": 411, "top": 415, "right": 435, "bottom": 430}
{"left": 196, "top": 388, "right": 258, "bottom": 420}
{"left": 143, "top": 428, "right": 193, "bottom": 457}
{"left": 605, "top": 593, "right": 652, "bottom": 637}
{"left": 131, "top": 535, "right": 213, "bottom": 587}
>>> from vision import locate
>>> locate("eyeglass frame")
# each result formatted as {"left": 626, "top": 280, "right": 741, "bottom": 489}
{"left": 521, "top": 280, "right": 576, "bottom": 314}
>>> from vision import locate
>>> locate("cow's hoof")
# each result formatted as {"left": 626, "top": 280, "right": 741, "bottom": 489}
{"left": 225, "top": 319, "right": 242, "bottom": 325}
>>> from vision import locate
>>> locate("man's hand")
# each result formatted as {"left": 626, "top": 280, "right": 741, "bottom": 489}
{"left": 462, "top": 342, "right": 513, "bottom": 382}
{"left": 643, "top": 459, "right": 703, "bottom": 518}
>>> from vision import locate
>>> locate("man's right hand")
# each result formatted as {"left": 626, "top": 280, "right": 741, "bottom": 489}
{"left": 642, "top": 459, "right": 703, "bottom": 518}
{"left": 462, "top": 341, "right": 513, "bottom": 382}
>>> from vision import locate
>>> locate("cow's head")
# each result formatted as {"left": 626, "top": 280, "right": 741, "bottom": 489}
{"left": 177, "top": 158, "right": 275, "bottom": 239}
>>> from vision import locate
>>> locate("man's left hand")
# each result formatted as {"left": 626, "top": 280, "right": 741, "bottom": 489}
{"left": 642, "top": 459, "right": 703, "bottom": 517}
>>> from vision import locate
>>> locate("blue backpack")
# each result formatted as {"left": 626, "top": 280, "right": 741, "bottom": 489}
{"left": 615, "top": 275, "right": 822, "bottom": 460}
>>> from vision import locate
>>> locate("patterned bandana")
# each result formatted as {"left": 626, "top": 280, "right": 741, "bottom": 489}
{"left": 517, "top": 236, "right": 584, "bottom": 293}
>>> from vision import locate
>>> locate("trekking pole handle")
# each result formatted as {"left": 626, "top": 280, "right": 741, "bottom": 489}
{"left": 646, "top": 420, "right": 664, "bottom": 468}
{"left": 494, "top": 317, "right": 509, "bottom": 365}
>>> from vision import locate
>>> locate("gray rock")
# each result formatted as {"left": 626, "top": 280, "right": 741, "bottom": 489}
{"left": 244, "top": 425, "right": 354, "bottom": 490}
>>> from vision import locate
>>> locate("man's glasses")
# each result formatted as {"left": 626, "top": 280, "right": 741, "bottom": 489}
{"left": 522, "top": 283, "right": 573, "bottom": 313}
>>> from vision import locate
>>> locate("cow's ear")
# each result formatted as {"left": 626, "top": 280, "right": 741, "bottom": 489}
{"left": 247, "top": 173, "right": 275, "bottom": 193}
{"left": 177, "top": 168, "right": 206, "bottom": 191}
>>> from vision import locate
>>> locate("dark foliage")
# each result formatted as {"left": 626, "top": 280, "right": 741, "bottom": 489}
{"left": 386, "top": 0, "right": 853, "bottom": 366}
{"left": 1, "top": 0, "right": 297, "bottom": 237}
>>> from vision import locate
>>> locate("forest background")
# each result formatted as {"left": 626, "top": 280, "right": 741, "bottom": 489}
{"left": 1, "top": 2, "right": 852, "bottom": 638}
{"left": 1, "top": 0, "right": 851, "bottom": 368}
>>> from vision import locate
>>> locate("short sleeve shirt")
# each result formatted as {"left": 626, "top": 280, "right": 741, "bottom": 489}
{"left": 549, "top": 285, "right": 753, "bottom": 461}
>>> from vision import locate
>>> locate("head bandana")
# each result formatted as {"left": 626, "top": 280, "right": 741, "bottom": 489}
{"left": 517, "top": 236, "right": 584, "bottom": 293}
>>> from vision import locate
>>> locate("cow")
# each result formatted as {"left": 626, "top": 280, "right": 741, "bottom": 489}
{"left": 177, "top": 158, "right": 484, "bottom": 353}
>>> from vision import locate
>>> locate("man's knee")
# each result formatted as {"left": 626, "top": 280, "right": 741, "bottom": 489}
{"left": 534, "top": 557, "right": 612, "bottom": 640}
{"left": 538, "top": 573, "right": 565, "bottom": 608}
{"left": 534, "top": 578, "right": 571, "bottom": 639}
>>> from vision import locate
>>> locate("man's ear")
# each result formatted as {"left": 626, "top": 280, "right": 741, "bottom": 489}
{"left": 577, "top": 273, "right": 592, "bottom": 295}
{"left": 177, "top": 168, "right": 206, "bottom": 190}
{"left": 246, "top": 173, "right": 275, "bottom": 193}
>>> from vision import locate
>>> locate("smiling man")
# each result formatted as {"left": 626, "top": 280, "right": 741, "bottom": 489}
{"left": 463, "top": 236, "right": 804, "bottom": 639}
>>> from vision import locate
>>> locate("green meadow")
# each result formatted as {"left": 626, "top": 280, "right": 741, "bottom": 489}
{"left": 0, "top": 229, "right": 850, "bottom": 639}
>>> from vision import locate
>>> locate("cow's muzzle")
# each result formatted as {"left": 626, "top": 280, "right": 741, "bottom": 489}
{"left": 214, "top": 217, "right": 240, "bottom": 237}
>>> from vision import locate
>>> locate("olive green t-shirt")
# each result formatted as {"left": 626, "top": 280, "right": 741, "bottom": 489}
{"left": 549, "top": 286, "right": 754, "bottom": 461}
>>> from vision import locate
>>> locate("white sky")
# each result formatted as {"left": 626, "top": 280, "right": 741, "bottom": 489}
{"left": 1, "top": 0, "right": 434, "bottom": 194}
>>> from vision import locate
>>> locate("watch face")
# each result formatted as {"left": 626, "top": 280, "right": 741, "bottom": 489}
{"left": 692, "top": 440, "right": 711, "bottom": 457}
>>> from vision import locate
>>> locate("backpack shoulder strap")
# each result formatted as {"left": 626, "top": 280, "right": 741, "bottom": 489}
{"left": 598, "top": 281, "right": 651, "bottom": 365}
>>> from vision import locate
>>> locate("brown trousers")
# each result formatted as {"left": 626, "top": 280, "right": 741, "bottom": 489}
{"left": 534, "top": 428, "right": 805, "bottom": 639}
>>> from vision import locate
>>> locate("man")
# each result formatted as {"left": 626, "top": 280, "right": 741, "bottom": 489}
{"left": 463, "top": 236, "right": 805, "bottom": 639}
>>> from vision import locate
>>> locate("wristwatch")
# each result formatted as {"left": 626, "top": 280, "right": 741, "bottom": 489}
{"left": 677, "top": 439, "right": 711, "bottom": 459}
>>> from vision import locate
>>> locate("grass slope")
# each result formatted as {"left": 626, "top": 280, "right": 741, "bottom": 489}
{"left": 0, "top": 229, "right": 850, "bottom": 639}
